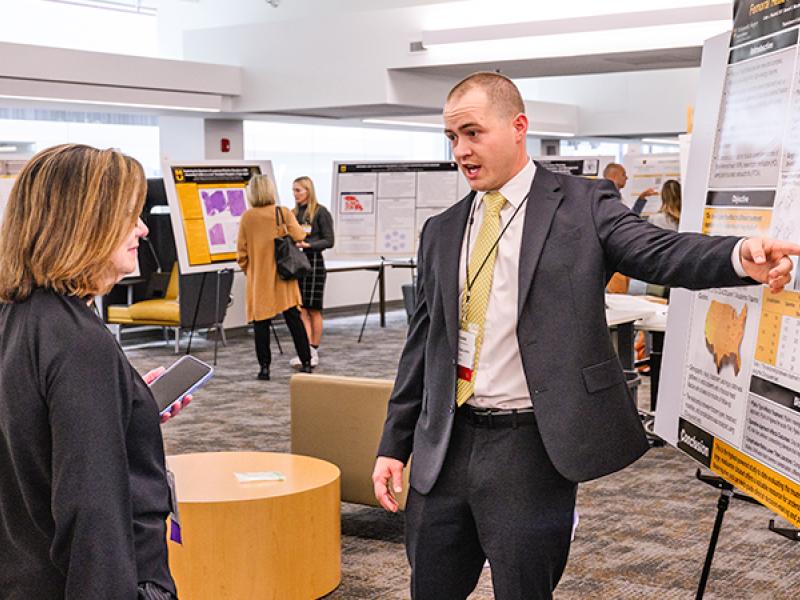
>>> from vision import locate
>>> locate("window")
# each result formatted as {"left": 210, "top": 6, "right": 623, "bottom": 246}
{"left": 0, "top": 112, "right": 160, "bottom": 176}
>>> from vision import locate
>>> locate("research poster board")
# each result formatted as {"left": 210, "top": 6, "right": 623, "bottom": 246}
{"left": 533, "top": 155, "right": 614, "bottom": 179}
{"left": 332, "top": 161, "right": 470, "bottom": 256}
{"left": 162, "top": 160, "right": 274, "bottom": 274}
{"left": 655, "top": 1, "right": 800, "bottom": 528}
{"left": 622, "top": 153, "right": 682, "bottom": 216}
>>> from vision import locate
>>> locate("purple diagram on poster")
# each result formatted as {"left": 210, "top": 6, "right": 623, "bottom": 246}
{"left": 227, "top": 189, "right": 246, "bottom": 216}
{"left": 208, "top": 223, "right": 226, "bottom": 246}
{"left": 202, "top": 190, "right": 227, "bottom": 215}
{"left": 199, "top": 186, "right": 248, "bottom": 253}
{"left": 201, "top": 189, "right": 247, "bottom": 216}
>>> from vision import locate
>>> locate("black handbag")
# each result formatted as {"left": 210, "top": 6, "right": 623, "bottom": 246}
{"left": 274, "top": 206, "right": 311, "bottom": 280}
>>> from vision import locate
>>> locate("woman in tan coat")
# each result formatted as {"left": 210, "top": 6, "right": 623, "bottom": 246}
{"left": 237, "top": 174, "right": 312, "bottom": 379}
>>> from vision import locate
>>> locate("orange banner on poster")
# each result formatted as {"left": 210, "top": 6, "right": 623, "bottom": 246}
{"left": 711, "top": 438, "right": 800, "bottom": 527}
{"left": 702, "top": 207, "right": 771, "bottom": 236}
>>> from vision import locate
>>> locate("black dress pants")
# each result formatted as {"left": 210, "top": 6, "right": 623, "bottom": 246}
{"left": 404, "top": 408, "right": 577, "bottom": 600}
{"left": 253, "top": 307, "right": 311, "bottom": 368}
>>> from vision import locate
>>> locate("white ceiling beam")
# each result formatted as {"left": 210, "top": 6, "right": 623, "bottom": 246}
{"left": 0, "top": 41, "right": 241, "bottom": 96}
{"left": 0, "top": 78, "right": 226, "bottom": 113}
{"left": 422, "top": 4, "right": 731, "bottom": 47}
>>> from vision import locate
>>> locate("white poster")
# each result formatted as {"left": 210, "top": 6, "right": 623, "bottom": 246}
{"left": 378, "top": 172, "right": 416, "bottom": 198}
{"left": 377, "top": 198, "right": 415, "bottom": 254}
{"left": 623, "top": 153, "right": 681, "bottom": 215}
{"left": 417, "top": 170, "right": 459, "bottom": 207}
{"left": 656, "top": 9, "right": 800, "bottom": 528}
{"left": 332, "top": 162, "right": 464, "bottom": 257}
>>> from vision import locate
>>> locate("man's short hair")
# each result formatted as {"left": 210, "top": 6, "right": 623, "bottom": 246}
{"left": 603, "top": 163, "right": 625, "bottom": 178}
{"left": 446, "top": 72, "right": 525, "bottom": 118}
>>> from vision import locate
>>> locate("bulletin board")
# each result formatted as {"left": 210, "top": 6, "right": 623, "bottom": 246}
{"left": 622, "top": 153, "right": 682, "bottom": 216}
{"left": 162, "top": 160, "right": 274, "bottom": 274}
{"left": 656, "top": 0, "right": 800, "bottom": 528}
{"left": 332, "top": 161, "right": 470, "bottom": 256}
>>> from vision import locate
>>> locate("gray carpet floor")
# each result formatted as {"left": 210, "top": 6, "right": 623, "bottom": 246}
{"left": 125, "top": 310, "right": 800, "bottom": 599}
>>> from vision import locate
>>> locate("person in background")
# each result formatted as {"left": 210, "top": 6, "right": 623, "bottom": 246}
{"left": 603, "top": 162, "right": 658, "bottom": 215}
{"left": 237, "top": 174, "right": 312, "bottom": 380}
{"left": 0, "top": 144, "right": 188, "bottom": 599}
{"left": 290, "top": 176, "right": 334, "bottom": 369}
{"left": 648, "top": 179, "right": 682, "bottom": 231}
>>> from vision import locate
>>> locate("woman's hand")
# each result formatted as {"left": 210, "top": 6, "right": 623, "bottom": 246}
{"left": 142, "top": 367, "right": 193, "bottom": 424}
{"left": 296, "top": 241, "right": 311, "bottom": 249}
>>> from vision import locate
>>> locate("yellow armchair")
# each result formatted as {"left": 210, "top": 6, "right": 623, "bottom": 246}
{"left": 107, "top": 264, "right": 181, "bottom": 350}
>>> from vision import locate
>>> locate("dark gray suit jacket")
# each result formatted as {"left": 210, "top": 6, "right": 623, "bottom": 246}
{"left": 377, "top": 164, "right": 748, "bottom": 494}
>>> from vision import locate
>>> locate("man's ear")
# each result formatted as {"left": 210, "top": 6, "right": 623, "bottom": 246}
{"left": 513, "top": 113, "right": 529, "bottom": 143}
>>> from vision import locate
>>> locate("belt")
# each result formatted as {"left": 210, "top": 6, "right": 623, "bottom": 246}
{"left": 457, "top": 405, "right": 536, "bottom": 429}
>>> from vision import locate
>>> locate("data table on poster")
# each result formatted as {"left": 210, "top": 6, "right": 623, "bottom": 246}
{"left": 755, "top": 291, "right": 800, "bottom": 371}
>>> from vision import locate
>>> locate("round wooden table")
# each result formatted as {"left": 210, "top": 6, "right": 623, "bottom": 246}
{"left": 166, "top": 451, "right": 341, "bottom": 600}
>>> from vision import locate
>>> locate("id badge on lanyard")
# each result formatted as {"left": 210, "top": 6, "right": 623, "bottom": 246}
{"left": 457, "top": 322, "right": 479, "bottom": 382}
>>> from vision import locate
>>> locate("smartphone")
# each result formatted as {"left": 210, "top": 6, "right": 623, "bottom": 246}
{"left": 149, "top": 355, "right": 214, "bottom": 415}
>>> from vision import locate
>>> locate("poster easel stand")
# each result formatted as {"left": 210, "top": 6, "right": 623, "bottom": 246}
{"left": 358, "top": 257, "right": 386, "bottom": 343}
{"left": 185, "top": 272, "right": 207, "bottom": 358}
{"left": 185, "top": 269, "right": 230, "bottom": 366}
{"left": 694, "top": 469, "right": 760, "bottom": 599}
{"left": 768, "top": 519, "right": 800, "bottom": 541}
{"left": 271, "top": 322, "right": 284, "bottom": 354}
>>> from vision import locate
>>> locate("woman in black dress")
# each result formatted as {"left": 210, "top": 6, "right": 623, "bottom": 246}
{"left": 291, "top": 176, "right": 334, "bottom": 368}
{"left": 0, "top": 144, "right": 187, "bottom": 599}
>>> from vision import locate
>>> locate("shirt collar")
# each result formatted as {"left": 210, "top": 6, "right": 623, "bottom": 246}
{"left": 476, "top": 158, "right": 536, "bottom": 210}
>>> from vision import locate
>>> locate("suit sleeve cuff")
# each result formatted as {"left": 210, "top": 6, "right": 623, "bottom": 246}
{"left": 731, "top": 238, "right": 748, "bottom": 278}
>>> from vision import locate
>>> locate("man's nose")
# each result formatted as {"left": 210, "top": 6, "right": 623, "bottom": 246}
{"left": 453, "top": 139, "right": 471, "bottom": 159}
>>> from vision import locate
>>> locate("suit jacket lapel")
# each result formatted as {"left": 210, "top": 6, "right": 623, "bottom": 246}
{"left": 440, "top": 192, "right": 475, "bottom": 357}
{"left": 518, "top": 164, "right": 563, "bottom": 320}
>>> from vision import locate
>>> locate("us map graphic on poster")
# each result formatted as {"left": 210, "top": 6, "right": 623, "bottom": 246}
{"left": 656, "top": 0, "right": 800, "bottom": 528}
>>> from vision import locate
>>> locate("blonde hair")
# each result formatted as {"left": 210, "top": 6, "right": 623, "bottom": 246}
{"left": 660, "top": 179, "right": 682, "bottom": 224}
{"left": 246, "top": 174, "right": 277, "bottom": 208}
{"left": 0, "top": 144, "right": 145, "bottom": 303}
{"left": 446, "top": 72, "right": 525, "bottom": 118}
{"left": 291, "top": 176, "right": 320, "bottom": 224}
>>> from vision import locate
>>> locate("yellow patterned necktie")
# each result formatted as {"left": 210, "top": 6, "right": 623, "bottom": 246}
{"left": 455, "top": 191, "right": 506, "bottom": 407}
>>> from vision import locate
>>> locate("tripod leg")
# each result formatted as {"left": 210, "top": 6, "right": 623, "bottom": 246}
{"left": 212, "top": 325, "right": 220, "bottom": 366}
{"left": 213, "top": 271, "right": 220, "bottom": 366}
{"left": 358, "top": 271, "right": 381, "bottom": 343}
{"left": 271, "top": 321, "right": 283, "bottom": 354}
{"left": 695, "top": 486, "right": 733, "bottom": 599}
{"left": 186, "top": 272, "right": 207, "bottom": 356}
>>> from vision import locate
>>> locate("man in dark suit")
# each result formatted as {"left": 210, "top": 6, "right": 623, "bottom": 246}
{"left": 372, "top": 72, "right": 799, "bottom": 600}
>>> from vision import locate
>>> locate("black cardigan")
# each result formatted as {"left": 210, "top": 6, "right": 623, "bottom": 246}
{"left": 295, "top": 204, "right": 335, "bottom": 252}
{"left": 0, "top": 289, "right": 175, "bottom": 599}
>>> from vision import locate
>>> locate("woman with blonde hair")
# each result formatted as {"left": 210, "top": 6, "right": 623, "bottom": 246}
{"left": 237, "top": 174, "right": 312, "bottom": 379}
{"left": 0, "top": 144, "right": 185, "bottom": 599}
{"left": 648, "top": 179, "right": 682, "bottom": 231}
{"left": 290, "top": 176, "right": 334, "bottom": 368}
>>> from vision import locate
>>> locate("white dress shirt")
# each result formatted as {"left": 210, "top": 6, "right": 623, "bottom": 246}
{"left": 459, "top": 160, "right": 535, "bottom": 410}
